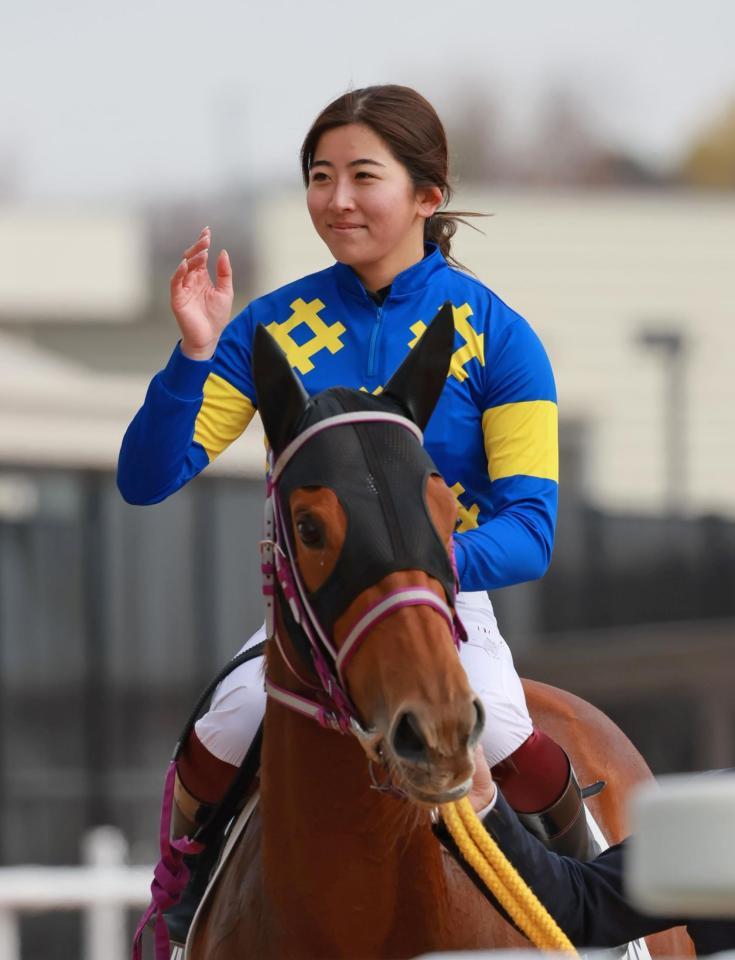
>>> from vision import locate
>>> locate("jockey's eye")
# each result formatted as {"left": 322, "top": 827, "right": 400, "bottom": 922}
{"left": 295, "top": 513, "right": 325, "bottom": 549}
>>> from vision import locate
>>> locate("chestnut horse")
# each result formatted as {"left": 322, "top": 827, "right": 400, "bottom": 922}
{"left": 188, "top": 307, "right": 691, "bottom": 959}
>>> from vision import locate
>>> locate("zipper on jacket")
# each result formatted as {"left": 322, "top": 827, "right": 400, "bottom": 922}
{"left": 367, "top": 304, "right": 384, "bottom": 379}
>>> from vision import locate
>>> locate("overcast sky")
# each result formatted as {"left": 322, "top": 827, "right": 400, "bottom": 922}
{"left": 3, "top": 0, "right": 735, "bottom": 202}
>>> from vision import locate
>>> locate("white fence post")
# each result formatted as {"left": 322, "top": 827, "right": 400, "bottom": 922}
{"left": 82, "top": 827, "right": 131, "bottom": 960}
{"left": 0, "top": 907, "right": 20, "bottom": 960}
{"left": 0, "top": 827, "right": 151, "bottom": 960}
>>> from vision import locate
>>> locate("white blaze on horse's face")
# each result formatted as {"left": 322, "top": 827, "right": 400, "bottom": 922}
{"left": 288, "top": 475, "right": 485, "bottom": 806}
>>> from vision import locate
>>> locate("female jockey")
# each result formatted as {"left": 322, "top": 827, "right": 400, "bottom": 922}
{"left": 118, "top": 84, "right": 591, "bottom": 946}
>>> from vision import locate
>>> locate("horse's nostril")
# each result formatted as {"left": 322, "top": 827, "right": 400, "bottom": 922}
{"left": 392, "top": 711, "right": 429, "bottom": 763}
{"left": 469, "top": 697, "right": 486, "bottom": 746}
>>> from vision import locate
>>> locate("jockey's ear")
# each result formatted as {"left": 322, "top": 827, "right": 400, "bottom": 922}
{"left": 253, "top": 323, "right": 309, "bottom": 456}
{"left": 383, "top": 301, "right": 454, "bottom": 430}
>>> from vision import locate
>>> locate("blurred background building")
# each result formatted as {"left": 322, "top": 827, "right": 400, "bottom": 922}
{"left": 1, "top": 0, "right": 735, "bottom": 954}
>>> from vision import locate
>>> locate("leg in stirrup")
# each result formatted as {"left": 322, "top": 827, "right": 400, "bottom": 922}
{"left": 163, "top": 732, "right": 238, "bottom": 947}
{"left": 493, "top": 728, "right": 601, "bottom": 860}
{"left": 163, "top": 647, "right": 266, "bottom": 948}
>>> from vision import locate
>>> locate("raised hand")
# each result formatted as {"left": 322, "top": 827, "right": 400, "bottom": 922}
{"left": 170, "top": 227, "right": 234, "bottom": 360}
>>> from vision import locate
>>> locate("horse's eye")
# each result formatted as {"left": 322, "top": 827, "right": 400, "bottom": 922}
{"left": 296, "top": 514, "right": 324, "bottom": 548}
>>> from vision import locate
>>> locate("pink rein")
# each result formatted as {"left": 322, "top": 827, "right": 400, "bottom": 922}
{"left": 131, "top": 761, "right": 204, "bottom": 960}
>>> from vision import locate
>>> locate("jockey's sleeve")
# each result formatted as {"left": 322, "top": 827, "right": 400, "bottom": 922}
{"left": 117, "top": 307, "right": 257, "bottom": 505}
{"left": 452, "top": 314, "right": 558, "bottom": 591}
{"left": 479, "top": 790, "right": 735, "bottom": 954}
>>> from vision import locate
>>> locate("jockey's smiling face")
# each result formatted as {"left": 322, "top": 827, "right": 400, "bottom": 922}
{"left": 306, "top": 122, "right": 442, "bottom": 292}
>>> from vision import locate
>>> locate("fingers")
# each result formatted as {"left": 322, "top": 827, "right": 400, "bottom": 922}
{"left": 174, "top": 227, "right": 211, "bottom": 287}
{"left": 170, "top": 257, "right": 188, "bottom": 300}
{"left": 182, "top": 226, "right": 211, "bottom": 261}
{"left": 171, "top": 227, "right": 212, "bottom": 294}
{"left": 186, "top": 249, "right": 209, "bottom": 273}
{"left": 170, "top": 252, "right": 205, "bottom": 294}
{"left": 170, "top": 228, "right": 230, "bottom": 306}
{"left": 214, "top": 249, "right": 233, "bottom": 295}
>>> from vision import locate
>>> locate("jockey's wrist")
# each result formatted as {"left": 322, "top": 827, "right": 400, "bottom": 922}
{"left": 161, "top": 342, "right": 213, "bottom": 400}
{"left": 180, "top": 337, "right": 218, "bottom": 362}
{"left": 475, "top": 783, "right": 498, "bottom": 820}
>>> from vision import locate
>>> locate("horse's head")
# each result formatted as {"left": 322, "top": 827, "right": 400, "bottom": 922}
{"left": 253, "top": 304, "right": 484, "bottom": 805}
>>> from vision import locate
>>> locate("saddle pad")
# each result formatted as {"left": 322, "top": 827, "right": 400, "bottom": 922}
{"left": 182, "top": 790, "right": 260, "bottom": 959}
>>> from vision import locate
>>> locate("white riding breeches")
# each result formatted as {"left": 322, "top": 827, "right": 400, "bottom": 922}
{"left": 194, "top": 590, "right": 533, "bottom": 770}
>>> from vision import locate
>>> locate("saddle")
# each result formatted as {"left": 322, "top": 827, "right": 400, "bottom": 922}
{"left": 174, "top": 641, "right": 267, "bottom": 851}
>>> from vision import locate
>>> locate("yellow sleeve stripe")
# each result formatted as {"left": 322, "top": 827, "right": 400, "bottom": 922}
{"left": 193, "top": 373, "right": 256, "bottom": 462}
{"left": 482, "top": 400, "right": 558, "bottom": 483}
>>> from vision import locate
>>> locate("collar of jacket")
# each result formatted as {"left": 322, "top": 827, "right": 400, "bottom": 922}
{"left": 332, "top": 243, "right": 449, "bottom": 302}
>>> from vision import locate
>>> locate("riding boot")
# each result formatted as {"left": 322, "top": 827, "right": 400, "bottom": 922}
{"left": 513, "top": 763, "right": 601, "bottom": 861}
{"left": 163, "top": 773, "right": 227, "bottom": 948}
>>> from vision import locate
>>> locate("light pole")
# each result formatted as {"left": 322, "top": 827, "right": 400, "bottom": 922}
{"left": 635, "top": 328, "right": 687, "bottom": 516}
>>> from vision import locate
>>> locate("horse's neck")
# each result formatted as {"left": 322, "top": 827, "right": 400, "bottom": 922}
{"left": 259, "top": 660, "right": 452, "bottom": 957}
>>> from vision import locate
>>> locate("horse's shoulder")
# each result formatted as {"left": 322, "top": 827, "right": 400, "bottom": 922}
{"left": 523, "top": 677, "right": 618, "bottom": 727}
{"left": 521, "top": 677, "right": 652, "bottom": 787}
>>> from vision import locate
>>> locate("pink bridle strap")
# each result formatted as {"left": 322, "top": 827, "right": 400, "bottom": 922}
{"left": 335, "top": 587, "right": 454, "bottom": 685}
{"left": 262, "top": 407, "right": 467, "bottom": 741}
{"left": 265, "top": 676, "right": 346, "bottom": 732}
{"left": 132, "top": 761, "right": 204, "bottom": 960}
{"left": 270, "top": 411, "right": 423, "bottom": 486}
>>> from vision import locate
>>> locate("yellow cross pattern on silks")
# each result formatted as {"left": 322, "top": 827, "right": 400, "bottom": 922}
{"left": 450, "top": 482, "right": 480, "bottom": 532}
{"left": 265, "top": 298, "right": 346, "bottom": 375}
{"left": 408, "top": 303, "right": 485, "bottom": 382}
{"left": 359, "top": 385, "right": 384, "bottom": 395}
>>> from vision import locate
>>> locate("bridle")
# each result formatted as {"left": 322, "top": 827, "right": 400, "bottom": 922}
{"left": 260, "top": 410, "right": 466, "bottom": 757}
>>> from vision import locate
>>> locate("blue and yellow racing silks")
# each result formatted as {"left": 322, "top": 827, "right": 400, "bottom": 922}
{"left": 118, "top": 244, "right": 558, "bottom": 593}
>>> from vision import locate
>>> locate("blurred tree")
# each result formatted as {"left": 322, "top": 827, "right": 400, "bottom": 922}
{"left": 588, "top": 150, "right": 665, "bottom": 187}
{"left": 526, "top": 86, "right": 664, "bottom": 187}
{"left": 681, "top": 99, "right": 735, "bottom": 188}
{"left": 444, "top": 80, "right": 664, "bottom": 188}
{"left": 525, "top": 87, "right": 602, "bottom": 185}
{"left": 444, "top": 81, "right": 511, "bottom": 186}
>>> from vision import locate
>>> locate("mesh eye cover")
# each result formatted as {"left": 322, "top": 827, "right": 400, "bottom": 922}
{"left": 278, "top": 388, "right": 454, "bottom": 629}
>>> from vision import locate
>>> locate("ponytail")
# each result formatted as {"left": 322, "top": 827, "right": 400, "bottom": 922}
{"left": 425, "top": 210, "right": 486, "bottom": 272}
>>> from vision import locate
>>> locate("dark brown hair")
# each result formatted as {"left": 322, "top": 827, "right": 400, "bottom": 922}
{"left": 300, "top": 85, "right": 481, "bottom": 269}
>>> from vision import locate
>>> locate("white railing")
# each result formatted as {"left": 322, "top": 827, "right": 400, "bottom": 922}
{"left": 1, "top": 777, "right": 732, "bottom": 960}
{"left": 628, "top": 771, "right": 735, "bottom": 917}
{"left": 0, "top": 827, "right": 151, "bottom": 960}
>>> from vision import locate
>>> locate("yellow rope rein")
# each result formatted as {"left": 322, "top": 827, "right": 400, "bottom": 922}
{"left": 442, "top": 796, "right": 578, "bottom": 954}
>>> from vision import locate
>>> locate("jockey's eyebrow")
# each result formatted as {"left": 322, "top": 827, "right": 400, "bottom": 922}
{"left": 310, "top": 158, "right": 387, "bottom": 170}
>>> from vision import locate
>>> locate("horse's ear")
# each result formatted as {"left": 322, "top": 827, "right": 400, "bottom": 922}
{"left": 383, "top": 301, "right": 455, "bottom": 430}
{"left": 253, "top": 323, "right": 309, "bottom": 455}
